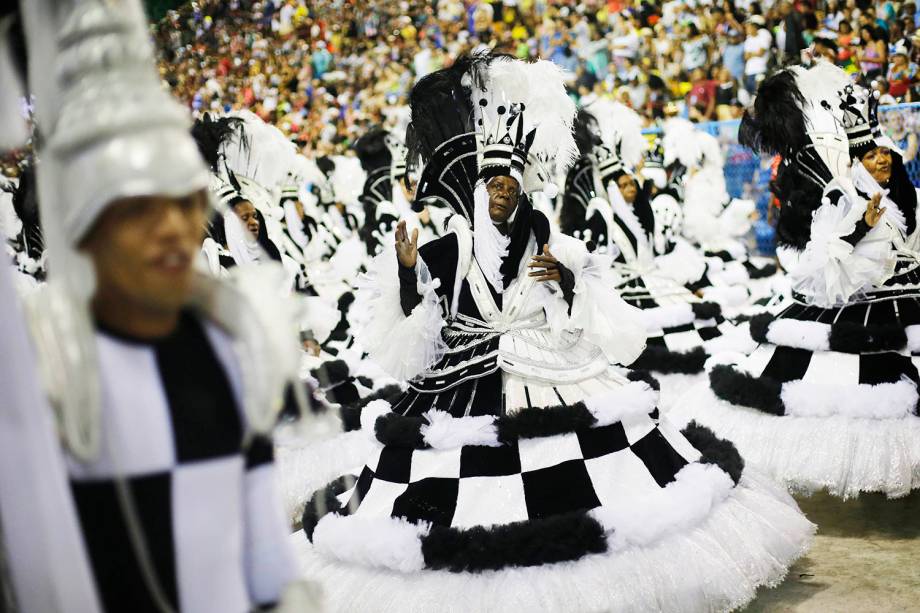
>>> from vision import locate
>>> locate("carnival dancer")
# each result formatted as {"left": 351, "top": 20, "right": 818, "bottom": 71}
{"left": 562, "top": 108, "right": 753, "bottom": 407}
{"left": 670, "top": 62, "right": 920, "bottom": 499}
{"left": 661, "top": 117, "right": 779, "bottom": 311}
{"left": 295, "top": 53, "right": 813, "bottom": 613}
{"left": 0, "top": 1, "right": 311, "bottom": 610}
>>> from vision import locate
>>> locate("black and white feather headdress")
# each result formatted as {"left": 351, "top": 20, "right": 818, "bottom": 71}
{"left": 407, "top": 52, "right": 577, "bottom": 222}
{"left": 837, "top": 83, "right": 897, "bottom": 159}
{"left": 739, "top": 62, "right": 853, "bottom": 188}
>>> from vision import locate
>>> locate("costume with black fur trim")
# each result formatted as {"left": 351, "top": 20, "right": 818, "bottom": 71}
{"left": 293, "top": 53, "right": 813, "bottom": 613}
{"left": 658, "top": 116, "right": 780, "bottom": 312}
{"left": 670, "top": 63, "right": 920, "bottom": 500}
{"left": 561, "top": 108, "right": 753, "bottom": 400}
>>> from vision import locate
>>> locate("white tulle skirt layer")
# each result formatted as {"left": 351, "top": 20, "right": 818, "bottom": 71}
{"left": 276, "top": 430, "right": 377, "bottom": 522}
{"left": 669, "top": 383, "right": 920, "bottom": 499}
{"left": 655, "top": 373, "right": 706, "bottom": 412}
{"left": 291, "top": 469, "right": 813, "bottom": 613}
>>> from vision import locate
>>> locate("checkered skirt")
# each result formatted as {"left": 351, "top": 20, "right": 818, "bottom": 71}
{"left": 710, "top": 288, "right": 920, "bottom": 417}
{"left": 669, "top": 288, "right": 920, "bottom": 497}
{"left": 302, "top": 378, "right": 749, "bottom": 573}
{"left": 614, "top": 274, "right": 739, "bottom": 374}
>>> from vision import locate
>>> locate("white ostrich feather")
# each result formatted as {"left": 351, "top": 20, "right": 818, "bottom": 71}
{"left": 471, "top": 56, "right": 579, "bottom": 174}
{"left": 221, "top": 110, "right": 300, "bottom": 193}
{"left": 584, "top": 98, "right": 647, "bottom": 169}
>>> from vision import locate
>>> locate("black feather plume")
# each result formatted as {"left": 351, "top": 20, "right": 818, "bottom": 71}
{"left": 190, "top": 113, "right": 247, "bottom": 172}
{"left": 739, "top": 69, "right": 807, "bottom": 156}
{"left": 405, "top": 52, "right": 510, "bottom": 172}
{"left": 353, "top": 127, "right": 392, "bottom": 172}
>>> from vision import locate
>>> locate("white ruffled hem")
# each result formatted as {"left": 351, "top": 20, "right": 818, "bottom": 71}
{"left": 276, "top": 430, "right": 378, "bottom": 522}
{"left": 292, "top": 469, "right": 814, "bottom": 613}
{"left": 668, "top": 383, "right": 920, "bottom": 499}
{"left": 309, "top": 462, "right": 733, "bottom": 572}
{"left": 655, "top": 372, "right": 706, "bottom": 412}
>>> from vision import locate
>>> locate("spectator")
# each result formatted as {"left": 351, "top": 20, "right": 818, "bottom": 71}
{"left": 813, "top": 35, "right": 840, "bottom": 64}
{"left": 311, "top": 42, "right": 333, "bottom": 79}
{"left": 142, "top": 0, "right": 920, "bottom": 148}
{"left": 612, "top": 14, "right": 641, "bottom": 67}
{"left": 723, "top": 27, "right": 747, "bottom": 82}
{"left": 687, "top": 67, "right": 718, "bottom": 121}
{"left": 472, "top": 2, "right": 494, "bottom": 40}
{"left": 837, "top": 20, "right": 857, "bottom": 68}
{"left": 857, "top": 25, "right": 888, "bottom": 80}
{"left": 887, "top": 43, "right": 918, "bottom": 100}
{"left": 681, "top": 23, "right": 710, "bottom": 74}
{"left": 743, "top": 16, "right": 772, "bottom": 93}
{"left": 874, "top": 77, "right": 898, "bottom": 104}
{"left": 715, "top": 66, "right": 741, "bottom": 120}
{"left": 779, "top": 1, "right": 807, "bottom": 63}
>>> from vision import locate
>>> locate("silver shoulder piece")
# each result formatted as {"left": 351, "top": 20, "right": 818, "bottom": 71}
{"left": 22, "top": 283, "right": 101, "bottom": 462}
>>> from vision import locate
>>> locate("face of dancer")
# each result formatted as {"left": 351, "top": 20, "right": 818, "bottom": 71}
{"left": 232, "top": 200, "right": 260, "bottom": 235}
{"left": 80, "top": 190, "right": 209, "bottom": 337}
{"left": 862, "top": 146, "right": 892, "bottom": 185}
{"left": 486, "top": 175, "right": 520, "bottom": 224}
{"left": 617, "top": 174, "right": 638, "bottom": 204}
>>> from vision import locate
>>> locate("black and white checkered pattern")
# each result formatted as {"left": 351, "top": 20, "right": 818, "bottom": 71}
{"left": 710, "top": 293, "right": 920, "bottom": 417}
{"left": 743, "top": 294, "right": 920, "bottom": 385}
{"left": 68, "top": 312, "right": 293, "bottom": 612}
{"left": 338, "top": 412, "right": 698, "bottom": 530}
{"left": 617, "top": 277, "right": 729, "bottom": 373}
{"left": 646, "top": 316, "right": 727, "bottom": 354}
{"left": 741, "top": 339, "right": 920, "bottom": 387}
{"left": 781, "top": 292, "right": 920, "bottom": 329}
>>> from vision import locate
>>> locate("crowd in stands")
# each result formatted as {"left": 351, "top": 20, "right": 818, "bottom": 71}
{"left": 151, "top": 0, "right": 920, "bottom": 155}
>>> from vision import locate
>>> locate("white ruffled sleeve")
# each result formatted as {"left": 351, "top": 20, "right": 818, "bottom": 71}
{"left": 351, "top": 248, "right": 447, "bottom": 381}
{"left": 544, "top": 234, "right": 647, "bottom": 366}
{"left": 790, "top": 189, "right": 896, "bottom": 308}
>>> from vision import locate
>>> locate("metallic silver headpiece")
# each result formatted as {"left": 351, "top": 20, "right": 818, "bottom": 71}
{"left": 47, "top": 0, "right": 209, "bottom": 244}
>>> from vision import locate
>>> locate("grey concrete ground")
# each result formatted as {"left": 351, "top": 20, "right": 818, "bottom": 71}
{"left": 745, "top": 490, "right": 920, "bottom": 612}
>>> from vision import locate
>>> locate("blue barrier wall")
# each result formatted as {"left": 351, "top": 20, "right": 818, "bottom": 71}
{"left": 643, "top": 102, "right": 920, "bottom": 254}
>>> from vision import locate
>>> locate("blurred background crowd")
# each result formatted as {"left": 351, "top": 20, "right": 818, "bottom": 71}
{"left": 150, "top": 0, "right": 920, "bottom": 156}
{"left": 3, "top": 0, "right": 920, "bottom": 181}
